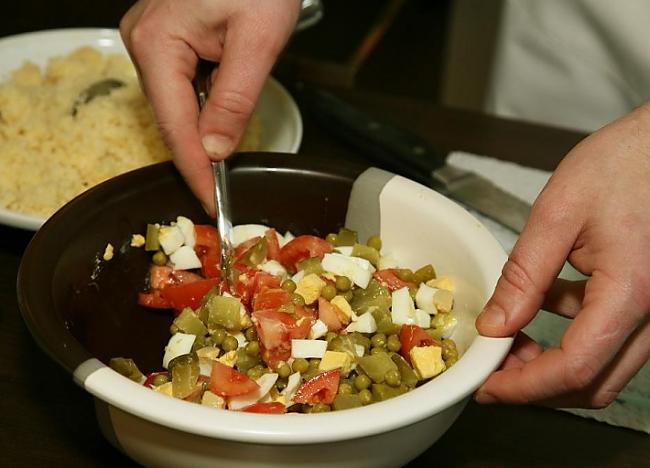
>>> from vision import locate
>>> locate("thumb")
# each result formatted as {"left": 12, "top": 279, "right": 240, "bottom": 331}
{"left": 198, "top": 20, "right": 287, "bottom": 160}
{"left": 476, "top": 198, "right": 581, "bottom": 337}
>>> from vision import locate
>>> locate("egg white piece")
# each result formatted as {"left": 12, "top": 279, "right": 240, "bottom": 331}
{"left": 228, "top": 373, "right": 279, "bottom": 410}
{"left": 415, "top": 283, "right": 438, "bottom": 314}
{"left": 345, "top": 312, "right": 377, "bottom": 333}
{"left": 175, "top": 216, "right": 196, "bottom": 248}
{"left": 291, "top": 339, "right": 328, "bottom": 358}
{"left": 259, "top": 260, "right": 287, "bottom": 278}
{"left": 169, "top": 245, "right": 202, "bottom": 270}
{"left": 391, "top": 287, "right": 416, "bottom": 325}
{"left": 321, "top": 253, "right": 375, "bottom": 289}
{"left": 309, "top": 319, "right": 329, "bottom": 340}
{"left": 162, "top": 333, "right": 196, "bottom": 369}
{"left": 158, "top": 225, "right": 185, "bottom": 255}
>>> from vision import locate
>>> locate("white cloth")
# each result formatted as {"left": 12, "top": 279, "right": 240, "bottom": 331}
{"left": 486, "top": 0, "right": 650, "bottom": 132}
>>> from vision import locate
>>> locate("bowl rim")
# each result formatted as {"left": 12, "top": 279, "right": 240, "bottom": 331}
{"left": 18, "top": 156, "right": 512, "bottom": 444}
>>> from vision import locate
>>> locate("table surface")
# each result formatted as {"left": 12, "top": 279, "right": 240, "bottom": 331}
{"left": 1, "top": 5, "right": 648, "bottom": 465}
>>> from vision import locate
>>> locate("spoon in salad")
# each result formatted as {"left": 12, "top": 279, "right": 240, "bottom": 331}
{"left": 193, "top": 60, "right": 234, "bottom": 292}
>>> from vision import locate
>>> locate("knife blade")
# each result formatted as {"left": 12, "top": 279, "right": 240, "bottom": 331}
{"left": 297, "top": 85, "right": 531, "bottom": 233}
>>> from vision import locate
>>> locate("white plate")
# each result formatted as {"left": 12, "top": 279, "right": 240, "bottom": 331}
{"left": 0, "top": 28, "right": 303, "bottom": 231}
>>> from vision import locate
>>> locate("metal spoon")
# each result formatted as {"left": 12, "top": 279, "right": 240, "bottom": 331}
{"left": 193, "top": 60, "right": 234, "bottom": 291}
{"left": 72, "top": 78, "right": 124, "bottom": 116}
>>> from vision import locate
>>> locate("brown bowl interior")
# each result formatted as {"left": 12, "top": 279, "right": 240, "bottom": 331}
{"left": 18, "top": 153, "right": 366, "bottom": 374}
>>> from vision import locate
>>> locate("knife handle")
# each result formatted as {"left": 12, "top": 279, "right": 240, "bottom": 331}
{"left": 296, "top": 85, "right": 448, "bottom": 192}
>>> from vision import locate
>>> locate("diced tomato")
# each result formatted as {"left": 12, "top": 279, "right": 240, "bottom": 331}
{"left": 294, "top": 304, "right": 317, "bottom": 323}
{"left": 253, "top": 271, "right": 282, "bottom": 294}
{"left": 240, "top": 402, "right": 286, "bottom": 414}
{"left": 265, "top": 229, "right": 281, "bottom": 261}
{"left": 253, "top": 288, "right": 290, "bottom": 311}
{"left": 399, "top": 324, "right": 440, "bottom": 364}
{"left": 292, "top": 368, "right": 341, "bottom": 405}
{"left": 148, "top": 265, "right": 203, "bottom": 290}
{"left": 195, "top": 245, "right": 221, "bottom": 278}
{"left": 373, "top": 269, "right": 416, "bottom": 292}
{"left": 143, "top": 371, "right": 169, "bottom": 388}
{"left": 137, "top": 290, "right": 171, "bottom": 309}
{"left": 253, "top": 308, "right": 310, "bottom": 368}
{"left": 233, "top": 236, "right": 262, "bottom": 260}
{"left": 194, "top": 224, "right": 219, "bottom": 248}
{"left": 209, "top": 361, "right": 259, "bottom": 397}
{"left": 160, "top": 277, "right": 220, "bottom": 312}
{"left": 278, "top": 235, "right": 333, "bottom": 272}
{"left": 317, "top": 297, "right": 344, "bottom": 332}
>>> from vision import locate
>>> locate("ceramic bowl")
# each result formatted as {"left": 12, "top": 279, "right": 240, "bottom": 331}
{"left": 17, "top": 153, "right": 512, "bottom": 467}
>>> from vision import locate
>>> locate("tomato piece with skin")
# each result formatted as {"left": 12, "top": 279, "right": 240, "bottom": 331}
{"left": 253, "top": 288, "right": 291, "bottom": 311}
{"left": 241, "top": 402, "right": 286, "bottom": 414}
{"left": 209, "top": 361, "right": 259, "bottom": 397}
{"left": 160, "top": 277, "right": 220, "bottom": 312}
{"left": 252, "top": 308, "right": 310, "bottom": 369}
{"left": 233, "top": 236, "right": 262, "bottom": 260}
{"left": 143, "top": 371, "right": 169, "bottom": 388}
{"left": 138, "top": 290, "right": 171, "bottom": 309}
{"left": 148, "top": 266, "right": 203, "bottom": 290}
{"left": 317, "top": 297, "right": 344, "bottom": 332}
{"left": 194, "top": 225, "right": 220, "bottom": 248}
{"left": 278, "top": 235, "right": 333, "bottom": 272}
{"left": 399, "top": 324, "right": 441, "bottom": 364}
{"left": 292, "top": 368, "right": 341, "bottom": 405}
{"left": 265, "top": 229, "right": 281, "bottom": 261}
{"left": 373, "top": 269, "right": 416, "bottom": 292}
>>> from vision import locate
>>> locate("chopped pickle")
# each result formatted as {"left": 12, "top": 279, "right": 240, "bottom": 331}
{"left": 371, "top": 308, "right": 400, "bottom": 335}
{"left": 144, "top": 223, "right": 160, "bottom": 251}
{"left": 347, "top": 332, "right": 371, "bottom": 353}
{"left": 297, "top": 257, "right": 324, "bottom": 275}
{"left": 414, "top": 264, "right": 436, "bottom": 284}
{"left": 333, "top": 393, "right": 363, "bottom": 411}
{"left": 173, "top": 308, "right": 208, "bottom": 336}
{"left": 357, "top": 352, "right": 398, "bottom": 384}
{"left": 203, "top": 293, "right": 243, "bottom": 331}
{"left": 351, "top": 279, "right": 391, "bottom": 316}
{"left": 428, "top": 313, "right": 457, "bottom": 340}
{"left": 371, "top": 383, "right": 407, "bottom": 402}
{"left": 235, "top": 348, "right": 260, "bottom": 374}
{"left": 327, "top": 334, "right": 358, "bottom": 359}
{"left": 351, "top": 243, "right": 380, "bottom": 268}
{"left": 109, "top": 357, "right": 144, "bottom": 382}
{"left": 169, "top": 354, "right": 200, "bottom": 399}
{"left": 391, "top": 353, "right": 419, "bottom": 388}
{"left": 334, "top": 227, "right": 358, "bottom": 246}
{"left": 241, "top": 237, "right": 268, "bottom": 266}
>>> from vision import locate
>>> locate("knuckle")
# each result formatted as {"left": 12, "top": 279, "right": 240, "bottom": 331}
{"left": 563, "top": 353, "right": 601, "bottom": 392}
{"left": 205, "top": 89, "right": 255, "bottom": 121}
{"left": 500, "top": 256, "right": 539, "bottom": 298}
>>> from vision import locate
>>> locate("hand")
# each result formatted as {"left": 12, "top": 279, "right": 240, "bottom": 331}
{"left": 475, "top": 103, "right": 650, "bottom": 408}
{"left": 120, "top": 0, "right": 301, "bottom": 215}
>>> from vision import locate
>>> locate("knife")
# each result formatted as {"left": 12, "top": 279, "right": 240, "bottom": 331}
{"left": 296, "top": 85, "right": 531, "bottom": 233}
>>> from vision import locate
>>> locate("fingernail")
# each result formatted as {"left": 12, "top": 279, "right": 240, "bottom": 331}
{"left": 202, "top": 134, "right": 232, "bottom": 158}
{"left": 475, "top": 390, "right": 498, "bottom": 404}
{"left": 477, "top": 305, "right": 506, "bottom": 329}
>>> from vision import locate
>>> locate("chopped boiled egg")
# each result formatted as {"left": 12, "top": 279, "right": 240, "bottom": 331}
{"left": 196, "top": 346, "right": 220, "bottom": 360}
{"left": 414, "top": 309, "right": 432, "bottom": 329}
{"left": 158, "top": 225, "right": 185, "bottom": 255}
{"left": 426, "top": 276, "right": 454, "bottom": 292}
{"left": 391, "top": 287, "right": 416, "bottom": 325}
{"left": 309, "top": 319, "right": 329, "bottom": 340}
{"left": 331, "top": 295, "right": 356, "bottom": 322}
{"left": 334, "top": 246, "right": 354, "bottom": 256}
{"left": 433, "top": 289, "right": 454, "bottom": 314}
{"left": 291, "top": 270, "right": 306, "bottom": 284}
{"left": 169, "top": 245, "right": 202, "bottom": 270}
{"left": 295, "top": 273, "right": 325, "bottom": 305}
{"left": 378, "top": 254, "right": 399, "bottom": 270}
{"left": 345, "top": 311, "right": 377, "bottom": 333}
{"left": 441, "top": 315, "right": 458, "bottom": 339}
{"left": 354, "top": 344, "right": 365, "bottom": 357}
{"left": 217, "top": 350, "right": 238, "bottom": 367}
{"left": 415, "top": 283, "right": 438, "bottom": 315}
{"left": 321, "top": 253, "right": 375, "bottom": 289}
{"left": 154, "top": 382, "right": 173, "bottom": 397}
{"left": 232, "top": 224, "right": 270, "bottom": 246}
{"left": 103, "top": 243, "right": 114, "bottom": 261}
{"left": 280, "top": 231, "right": 295, "bottom": 247}
{"left": 410, "top": 345, "right": 446, "bottom": 380}
{"left": 230, "top": 332, "right": 248, "bottom": 349}
{"left": 201, "top": 391, "right": 226, "bottom": 409}
{"left": 291, "top": 339, "right": 328, "bottom": 359}
{"left": 282, "top": 372, "right": 302, "bottom": 403}
{"left": 162, "top": 333, "right": 196, "bottom": 369}
{"left": 319, "top": 351, "right": 352, "bottom": 375}
{"left": 130, "top": 234, "right": 145, "bottom": 248}
{"left": 259, "top": 260, "right": 287, "bottom": 278}
{"left": 228, "top": 373, "right": 279, "bottom": 410}
{"left": 175, "top": 216, "right": 196, "bottom": 248}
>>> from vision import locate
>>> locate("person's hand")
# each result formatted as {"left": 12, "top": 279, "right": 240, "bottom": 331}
{"left": 475, "top": 103, "right": 650, "bottom": 408}
{"left": 120, "top": 0, "right": 300, "bottom": 215}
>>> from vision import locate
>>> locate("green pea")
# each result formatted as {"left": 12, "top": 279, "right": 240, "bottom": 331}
{"left": 291, "top": 293, "right": 306, "bottom": 307}
{"left": 222, "top": 335, "right": 239, "bottom": 352}
{"left": 247, "top": 366, "right": 264, "bottom": 380}
{"left": 387, "top": 334, "right": 401, "bottom": 352}
{"left": 321, "top": 284, "right": 337, "bottom": 301}
{"left": 311, "top": 403, "right": 331, "bottom": 413}
{"left": 325, "top": 233, "right": 338, "bottom": 245}
{"left": 338, "top": 382, "right": 354, "bottom": 395}
{"left": 358, "top": 389, "right": 373, "bottom": 405}
{"left": 385, "top": 369, "right": 401, "bottom": 387}
{"left": 335, "top": 275, "right": 352, "bottom": 292}
{"left": 152, "top": 373, "right": 169, "bottom": 387}
{"left": 309, "top": 358, "right": 321, "bottom": 370}
{"left": 366, "top": 235, "right": 382, "bottom": 251}
{"left": 370, "top": 347, "right": 384, "bottom": 356}
{"left": 211, "top": 328, "right": 226, "bottom": 346}
{"left": 292, "top": 358, "right": 309, "bottom": 374}
{"left": 397, "top": 268, "right": 414, "bottom": 282}
{"left": 343, "top": 290, "right": 354, "bottom": 302}
{"left": 325, "top": 331, "right": 338, "bottom": 344}
{"left": 414, "top": 264, "right": 436, "bottom": 284}
{"left": 354, "top": 374, "right": 371, "bottom": 391}
{"left": 281, "top": 279, "right": 297, "bottom": 293}
{"left": 152, "top": 251, "right": 168, "bottom": 266}
{"left": 277, "top": 362, "right": 291, "bottom": 379}
{"left": 370, "top": 333, "right": 387, "bottom": 349}
{"left": 245, "top": 341, "right": 260, "bottom": 357}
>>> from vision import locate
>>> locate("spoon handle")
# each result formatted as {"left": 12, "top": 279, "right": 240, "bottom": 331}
{"left": 193, "top": 59, "right": 234, "bottom": 288}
